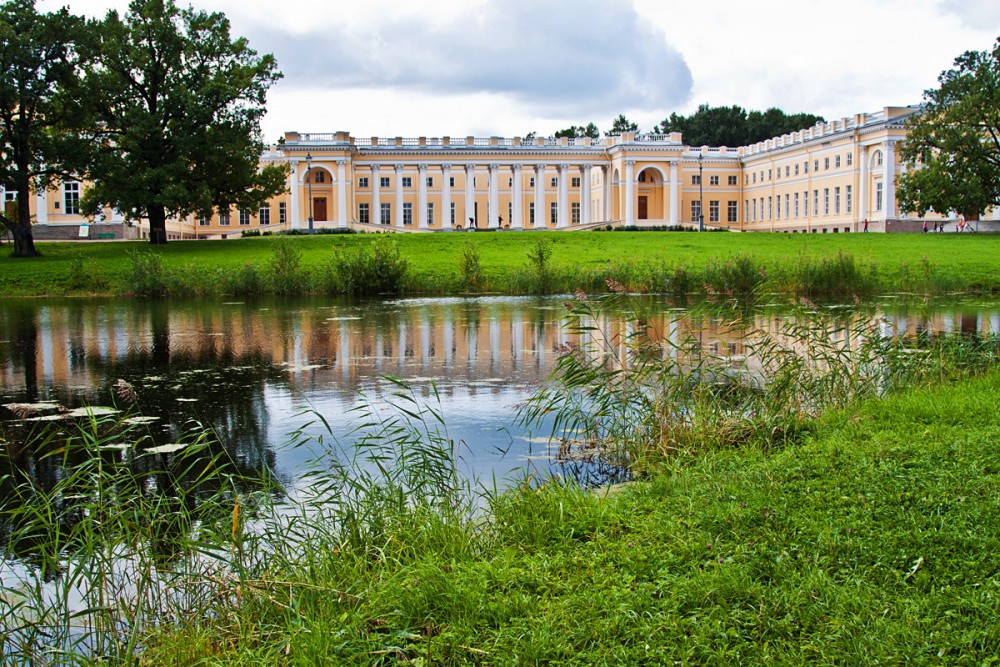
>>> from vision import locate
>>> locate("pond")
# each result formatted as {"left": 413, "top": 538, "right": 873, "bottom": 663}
{"left": 2, "top": 294, "right": 1000, "bottom": 496}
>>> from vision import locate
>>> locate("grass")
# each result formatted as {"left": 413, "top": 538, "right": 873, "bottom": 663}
{"left": 133, "top": 364, "right": 1000, "bottom": 665}
{"left": 1, "top": 231, "right": 999, "bottom": 297}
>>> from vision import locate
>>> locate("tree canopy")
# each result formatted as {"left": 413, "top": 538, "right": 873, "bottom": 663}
{"left": 897, "top": 38, "right": 1000, "bottom": 221}
{"left": 654, "top": 104, "right": 824, "bottom": 147}
{"left": 555, "top": 123, "right": 599, "bottom": 139}
{"left": 0, "top": 0, "right": 88, "bottom": 257}
{"left": 81, "top": 0, "right": 287, "bottom": 244}
{"left": 606, "top": 115, "right": 639, "bottom": 136}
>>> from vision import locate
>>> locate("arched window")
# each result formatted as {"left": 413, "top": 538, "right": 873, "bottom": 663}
{"left": 871, "top": 150, "right": 883, "bottom": 169}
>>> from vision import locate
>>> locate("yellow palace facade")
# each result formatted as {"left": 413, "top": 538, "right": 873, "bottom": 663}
{"left": 14, "top": 104, "right": 994, "bottom": 241}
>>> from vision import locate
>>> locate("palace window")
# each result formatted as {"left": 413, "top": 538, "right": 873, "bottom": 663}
{"left": 777, "top": 195, "right": 781, "bottom": 219}
{"left": 450, "top": 202, "right": 456, "bottom": 225}
{"left": 219, "top": 210, "right": 230, "bottom": 226}
{"left": 529, "top": 202, "right": 535, "bottom": 225}
{"left": 785, "top": 194, "right": 790, "bottom": 218}
{"left": 728, "top": 175, "right": 738, "bottom": 186}
{"left": 380, "top": 202, "right": 391, "bottom": 224}
{"left": 795, "top": 164, "right": 800, "bottom": 176}
{"left": 752, "top": 173, "right": 756, "bottom": 184}
{"left": 529, "top": 177, "right": 535, "bottom": 187}
{"left": 709, "top": 200, "right": 720, "bottom": 223}
{"left": 692, "top": 200, "right": 702, "bottom": 222}
{"left": 550, "top": 201, "right": 558, "bottom": 224}
{"left": 728, "top": 200, "right": 738, "bottom": 223}
{"left": 834, "top": 187, "right": 841, "bottom": 214}
{"left": 259, "top": 206, "right": 270, "bottom": 225}
{"left": 846, "top": 185, "right": 853, "bottom": 213}
{"left": 449, "top": 177, "right": 455, "bottom": 187}
{"left": 426, "top": 202, "right": 434, "bottom": 225}
{"left": 426, "top": 177, "right": 433, "bottom": 187}
{"left": 768, "top": 169, "right": 772, "bottom": 180}
{"left": 692, "top": 174, "right": 701, "bottom": 185}
{"left": 813, "top": 190, "right": 819, "bottom": 215}
{"left": 403, "top": 202, "right": 413, "bottom": 225}
{"left": 63, "top": 182, "right": 80, "bottom": 215}
{"left": 745, "top": 200, "right": 750, "bottom": 222}
{"left": 804, "top": 191, "right": 809, "bottom": 217}
{"left": 824, "top": 157, "right": 830, "bottom": 170}
{"left": 823, "top": 188, "right": 830, "bottom": 215}
{"left": 874, "top": 151, "right": 883, "bottom": 167}
{"left": 380, "top": 176, "right": 390, "bottom": 188}
{"left": 359, "top": 203, "right": 370, "bottom": 224}
{"left": 846, "top": 153, "right": 853, "bottom": 166}
{"left": 359, "top": 177, "right": 369, "bottom": 188}
{"left": 710, "top": 175, "right": 719, "bottom": 186}
{"left": 875, "top": 182, "right": 883, "bottom": 211}
{"left": 785, "top": 166, "right": 790, "bottom": 177}
{"left": 768, "top": 196, "right": 772, "bottom": 220}
{"left": 814, "top": 159, "right": 819, "bottom": 172}
{"left": 794, "top": 192, "right": 800, "bottom": 217}
{"left": 279, "top": 202, "right": 287, "bottom": 224}
{"left": 572, "top": 202, "right": 580, "bottom": 224}
{"left": 402, "top": 177, "right": 412, "bottom": 188}
{"left": 551, "top": 177, "right": 558, "bottom": 188}
{"left": 835, "top": 155, "right": 841, "bottom": 168}
{"left": 804, "top": 161, "right": 809, "bottom": 174}
{"left": 199, "top": 214, "right": 210, "bottom": 226}
{"left": 314, "top": 171, "right": 325, "bottom": 183}
{"left": 571, "top": 177, "right": 581, "bottom": 187}
{"left": 239, "top": 209, "right": 251, "bottom": 225}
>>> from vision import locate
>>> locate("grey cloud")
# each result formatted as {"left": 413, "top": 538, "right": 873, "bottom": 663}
{"left": 246, "top": 0, "right": 692, "bottom": 117}
{"left": 939, "top": 0, "right": 1000, "bottom": 30}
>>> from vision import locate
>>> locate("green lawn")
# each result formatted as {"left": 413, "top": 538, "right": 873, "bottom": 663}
{"left": 1, "top": 230, "right": 999, "bottom": 296}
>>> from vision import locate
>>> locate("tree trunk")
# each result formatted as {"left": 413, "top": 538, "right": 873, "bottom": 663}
{"left": 5, "top": 177, "right": 39, "bottom": 257}
{"left": 148, "top": 203, "right": 168, "bottom": 245}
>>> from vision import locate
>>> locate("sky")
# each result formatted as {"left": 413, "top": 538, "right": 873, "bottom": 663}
{"left": 39, "top": 0, "right": 1000, "bottom": 143}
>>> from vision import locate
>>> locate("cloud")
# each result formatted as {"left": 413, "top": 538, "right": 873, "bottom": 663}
{"left": 245, "top": 0, "right": 692, "bottom": 118}
{"left": 939, "top": 0, "right": 1000, "bottom": 30}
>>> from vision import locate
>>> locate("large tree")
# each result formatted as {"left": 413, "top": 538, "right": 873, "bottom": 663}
{"left": 897, "top": 38, "right": 1000, "bottom": 221}
{"left": 655, "top": 104, "right": 823, "bottom": 147}
{"left": 0, "top": 0, "right": 88, "bottom": 258}
{"left": 83, "top": 0, "right": 286, "bottom": 244}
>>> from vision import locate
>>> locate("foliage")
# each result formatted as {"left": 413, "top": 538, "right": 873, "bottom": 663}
{"left": 654, "top": 104, "right": 824, "bottom": 147}
{"left": 457, "top": 240, "right": 484, "bottom": 292}
{"left": 126, "top": 248, "right": 167, "bottom": 297}
{"left": 606, "top": 114, "right": 639, "bottom": 136}
{"left": 526, "top": 237, "right": 554, "bottom": 294}
{"left": 554, "top": 122, "right": 599, "bottom": 139}
{"left": 80, "top": 0, "right": 287, "bottom": 245}
{"left": 329, "top": 235, "right": 409, "bottom": 296}
{"left": 0, "top": 0, "right": 89, "bottom": 257}
{"left": 267, "top": 238, "right": 305, "bottom": 295}
{"left": 897, "top": 38, "right": 1000, "bottom": 220}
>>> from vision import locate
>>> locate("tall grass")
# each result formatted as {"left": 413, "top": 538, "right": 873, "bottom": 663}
{"left": 328, "top": 236, "right": 409, "bottom": 296}
{"left": 520, "top": 289, "right": 1000, "bottom": 473}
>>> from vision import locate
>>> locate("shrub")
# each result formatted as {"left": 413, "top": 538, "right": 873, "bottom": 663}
{"left": 704, "top": 254, "right": 768, "bottom": 299}
{"left": 268, "top": 239, "right": 306, "bottom": 295}
{"left": 458, "top": 241, "right": 484, "bottom": 292}
{"left": 126, "top": 249, "right": 168, "bottom": 297}
{"left": 526, "top": 238, "right": 554, "bottom": 295}
{"left": 330, "top": 236, "right": 408, "bottom": 295}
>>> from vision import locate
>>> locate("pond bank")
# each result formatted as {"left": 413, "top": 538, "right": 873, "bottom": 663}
{"left": 138, "top": 367, "right": 1000, "bottom": 664}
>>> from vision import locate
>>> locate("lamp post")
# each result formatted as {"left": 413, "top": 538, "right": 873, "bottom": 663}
{"left": 698, "top": 152, "right": 704, "bottom": 232}
{"left": 306, "top": 151, "right": 314, "bottom": 234}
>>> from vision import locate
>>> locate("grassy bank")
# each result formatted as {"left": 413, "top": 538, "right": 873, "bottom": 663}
{"left": 1, "top": 231, "right": 999, "bottom": 297}
{"left": 133, "top": 367, "right": 1000, "bottom": 664}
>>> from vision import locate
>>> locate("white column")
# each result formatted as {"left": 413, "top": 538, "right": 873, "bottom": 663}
{"left": 488, "top": 163, "right": 499, "bottom": 228}
{"left": 394, "top": 163, "right": 404, "bottom": 227}
{"left": 624, "top": 160, "right": 635, "bottom": 225}
{"left": 669, "top": 161, "right": 679, "bottom": 225}
{"left": 557, "top": 164, "right": 569, "bottom": 228}
{"left": 512, "top": 164, "right": 523, "bottom": 229}
{"left": 337, "top": 160, "right": 347, "bottom": 228}
{"left": 883, "top": 140, "right": 896, "bottom": 221}
{"left": 581, "top": 164, "right": 592, "bottom": 226}
{"left": 418, "top": 163, "right": 428, "bottom": 229}
{"left": 371, "top": 164, "right": 381, "bottom": 225}
{"left": 858, "top": 148, "right": 867, "bottom": 226}
{"left": 35, "top": 190, "right": 48, "bottom": 224}
{"left": 289, "top": 160, "right": 301, "bottom": 229}
{"left": 534, "top": 164, "right": 546, "bottom": 228}
{"left": 442, "top": 164, "right": 452, "bottom": 229}
{"left": 465, "top": 164, "right": 475, "bottom": 228}
{"left": 602, "top": 166, "right": 611, "bottom": 222}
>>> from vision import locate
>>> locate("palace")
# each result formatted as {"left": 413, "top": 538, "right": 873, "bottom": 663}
{"left": 11, "top": 104, "right": 995, "bottom": 241}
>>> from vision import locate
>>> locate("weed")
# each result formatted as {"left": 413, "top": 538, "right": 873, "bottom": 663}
{"left": 126, "top": 249, "right": 167, "bottom": 297}
{"left": 269, "top": 239, "right": 305, "bottom": 295}
{"left": 329, "top": 236, "right": 408, "bottom": 296}
{"left": 458, "top": 241, "right": 484, "bottom": 292}
{"left": 526, "top": 238, "right": 554, "bottom": 295}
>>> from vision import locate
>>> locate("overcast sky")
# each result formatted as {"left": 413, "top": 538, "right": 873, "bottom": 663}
{"left": 40, "top": 0, "right": 1000, "bottom": 142}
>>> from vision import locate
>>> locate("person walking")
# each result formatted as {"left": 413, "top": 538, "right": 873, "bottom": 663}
{"left": 863, "top": 219, "right": 869, "bottom": 232}
{"left": 922, "top": 221, "right": 928, "bottom": 233}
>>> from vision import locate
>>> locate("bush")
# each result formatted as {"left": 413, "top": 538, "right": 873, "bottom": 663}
{"left": 126, "top": 249, "right": 168, "bottom": 297}
{"left": 268, "top": 239, "right": 306, "bottom": 295}
{"left": 330, "top": 236, "right": 409, "bottom": 295}
{"left": 458, "top": 241, "right": 484, "bottom": 292}
{"left": 704, "top": 254, "right": 768, "bottom": 299}
{"left": 526, "top": 238, "right": 554, "bottom": 295}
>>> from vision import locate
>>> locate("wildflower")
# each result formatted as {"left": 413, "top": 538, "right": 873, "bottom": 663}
{"left": 707, "top": 543, "right": 712, "bottom": 549}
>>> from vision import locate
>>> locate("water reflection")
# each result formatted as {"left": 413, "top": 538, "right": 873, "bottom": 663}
{"left": 2, "top": 295, "right": 999, "bottom": 492}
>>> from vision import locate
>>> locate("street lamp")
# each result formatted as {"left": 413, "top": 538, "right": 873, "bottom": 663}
{"left": 306, "top": 151, "right": 314, "bottom": 234}
{"left": 698, "top": 152, "right": 704, "bottom": 232}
